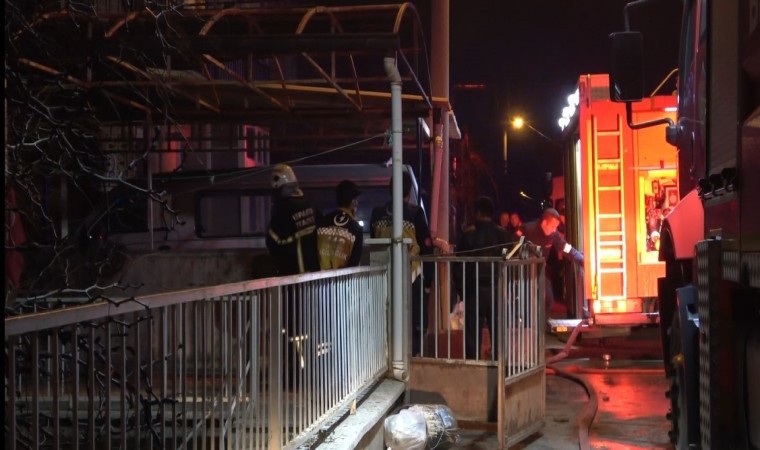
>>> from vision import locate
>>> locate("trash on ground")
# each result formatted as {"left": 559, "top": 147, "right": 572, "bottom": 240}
{"left": 384, "top": 404, "right": 460, "bottom": 450}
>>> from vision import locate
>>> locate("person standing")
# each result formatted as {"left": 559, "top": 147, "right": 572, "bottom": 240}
{"left": 499, "top": 211, "right": 511, "bottom": 228}
{"left": 370, "top": 171, "right": 434, "bottom": 356}
{"left": 265, "top": 163, "right": 322, "bottom": 389}
{"left": 455, "top": 196, "right": 512, "bottom": 360}
{"left": 509, "top": 212, "right": 523, "bottom": 238}
{"left": 317, "top": 180, "right": 364, "bottom": 269}
{"left": 516, "top": 207, "right": 584, "bottom": 316}
{"left": 266, "top": 163, "right": 321, "bottom": 275}
{"left": 500, "top": 210, "right": 518, "bottom": 242}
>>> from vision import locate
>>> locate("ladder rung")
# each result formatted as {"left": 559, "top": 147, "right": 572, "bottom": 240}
{"left": 598, "top": 213, "right": 622, "bottom": 218}
{"left": 598, "top": 231, "right": 623, "bottom": 236}
{"left": 598, "top": 267, "right": 625, "bottom": 273}
{"left": 597, "top": 158, "right": 621, "bottom": 163}
{"left": 596, "top": 130, "right": 621, "bottom": 137}
{"left": 597, "top": 186, "right": 622, "bottom": 191}
{"left": 598, "top": 241, "right": 624, "bottom": 246}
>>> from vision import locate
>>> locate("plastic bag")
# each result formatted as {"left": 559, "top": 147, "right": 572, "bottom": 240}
{"left": 384, "top": 408, "right": 427, "bottom": 450}
{"left": 407, "top": 404, "right": 460, "bottom": 449}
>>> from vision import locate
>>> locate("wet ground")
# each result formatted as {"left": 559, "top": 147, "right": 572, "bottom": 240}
{"left": 455, "top": 328, "right": 673, "bottom": 449}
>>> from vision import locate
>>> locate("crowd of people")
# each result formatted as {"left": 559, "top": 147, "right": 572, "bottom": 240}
{"left": 265, "top": 163, "right": 584, "bottom": 361}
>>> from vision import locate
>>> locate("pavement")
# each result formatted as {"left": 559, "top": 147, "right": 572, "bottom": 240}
{"left": 453, "top": 329, "right": 673, "bottom": 449}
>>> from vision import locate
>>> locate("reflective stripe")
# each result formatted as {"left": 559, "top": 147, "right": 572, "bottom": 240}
{"left": 563, "top": 243, "right": 572, "bottom": 253}
{"left": 268, "top": 225, "right": 316, "bottom": 245}
{"left": 268, "top": 228, "right": 295, "bottom": 245}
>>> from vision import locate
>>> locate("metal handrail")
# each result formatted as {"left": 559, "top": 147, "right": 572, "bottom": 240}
{"left": 5, "top": 266, "right": 383, "bottom": 337}
{"left": 5, "top": 265, "right": 388, "bottom": 450}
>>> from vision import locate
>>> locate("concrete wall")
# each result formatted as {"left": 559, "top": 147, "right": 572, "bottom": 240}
{"left": 409, "top": 361, "right": 499, "bottom": 423}
{"left": 104, "top": 248, "right": 272, "bottom": 297}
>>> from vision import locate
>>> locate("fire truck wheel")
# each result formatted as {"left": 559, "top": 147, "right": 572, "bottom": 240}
{"left": 666, "top": 311, "right": 688, "bottom": 447}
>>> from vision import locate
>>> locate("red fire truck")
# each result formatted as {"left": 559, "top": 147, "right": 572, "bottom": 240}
{"left": 560, "top": 74, "right": 678, "bottom": 327}
{"left": 609, "top": 0, "right": 760, "bottom": 448}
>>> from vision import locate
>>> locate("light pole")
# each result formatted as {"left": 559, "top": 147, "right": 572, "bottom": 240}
{"left": 502, "top": 116, "right": 527, "bottom": 174}
{"left": 502, "top": 126, "right": 508, "bottom": 174}
{"left": 504, "top": 115, "right": 562, "bottom": 176}
{"left": 514, "top": 116, "right": 558, "bottom": 145}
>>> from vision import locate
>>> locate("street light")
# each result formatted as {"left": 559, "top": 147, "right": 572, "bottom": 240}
{"left": 503, "top": 115, "right": 562, "bottom": 173}
{"left": 504, "top": 115, "right": 553, "bottom": 173}
{"left": 502, "top": 115, "right": 525, "bottom": 174}
{"left": 518, "top": 118, "right": 557, "bottom": 144}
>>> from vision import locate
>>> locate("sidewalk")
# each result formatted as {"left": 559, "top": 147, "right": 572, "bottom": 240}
{"left": 456, "top": 326, "right": 669, "bottom": 449}
{"left": 455, "top": 339, "right": 588, "bottom": 449}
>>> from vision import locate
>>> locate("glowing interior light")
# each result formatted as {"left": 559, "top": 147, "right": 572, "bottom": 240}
{"left": 593, "top": 300, "right": 601, "bottom": 314}
{"left": 664, "top": 106, "right": 677, "bottom": 112}
{"left": 558, "top": 88, "right": 580, "bottom": 130}
{"left": 567, "top": 89, "right": 580, "bottom": 107}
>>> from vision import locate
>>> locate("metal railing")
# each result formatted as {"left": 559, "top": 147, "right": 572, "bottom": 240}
{"left": 413, "top": 255, "right": 545, "bottom": 366}
{"left": 5, "top": 266, "right": 388, "bottom": 450}
{"left": 411, "top": 253, "right": 546, "bottom": 447}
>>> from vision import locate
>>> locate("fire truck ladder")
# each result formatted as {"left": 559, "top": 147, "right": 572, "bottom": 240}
{"left": 592, "top": 114, "right": 626, "bottom": 306}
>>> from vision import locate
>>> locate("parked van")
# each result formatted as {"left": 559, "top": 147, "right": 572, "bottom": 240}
{"left": 101, "top": 163, "right": 426, "bottom": 293}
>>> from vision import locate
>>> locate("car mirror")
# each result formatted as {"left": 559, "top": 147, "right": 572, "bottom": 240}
{"left": 609, "top": 31, "right": 644, "bottom": 102}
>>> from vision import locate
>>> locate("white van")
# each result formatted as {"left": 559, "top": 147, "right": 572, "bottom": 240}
{"left": 102, "top": 163, "right": 426, "bottom": 291}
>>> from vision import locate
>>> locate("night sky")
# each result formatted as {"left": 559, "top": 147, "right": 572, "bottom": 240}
{"left": 441, "top": 0, "right": 682, "bottom": 219}
{"left": 299, "top": 0, "right": 682, "bottom": 220}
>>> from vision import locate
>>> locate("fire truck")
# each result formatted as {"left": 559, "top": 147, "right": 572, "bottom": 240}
{"left": 608, "top": 0, "right": 760, "bottom": 448}
{"left": 559, "top": 74, "right": 678, "bottom": 328}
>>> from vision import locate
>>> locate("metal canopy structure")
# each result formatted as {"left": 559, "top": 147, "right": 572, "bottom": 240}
{"left": 10, "top": 2, "right": 441, "bottom": 154}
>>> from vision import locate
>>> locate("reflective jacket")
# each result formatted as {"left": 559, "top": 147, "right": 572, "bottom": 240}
{"left": 370, "top": 202, "right": 432, "bottom": 281}
{"left": 317, "top": 208, "right": 363, "bottom": 270}
{"left": 266, "top": 194, "right": 321, "bottom": 275}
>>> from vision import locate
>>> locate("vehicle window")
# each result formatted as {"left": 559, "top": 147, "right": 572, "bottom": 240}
{"left": 196, "top": 190, "right": 271, "bottom": 238}
{"left": 195, "top": 186, "right": 404, "bottom": 238}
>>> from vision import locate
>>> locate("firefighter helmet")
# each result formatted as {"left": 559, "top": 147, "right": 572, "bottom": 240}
{"left": 271, "top": 164, "right": 297, "bottom": 189}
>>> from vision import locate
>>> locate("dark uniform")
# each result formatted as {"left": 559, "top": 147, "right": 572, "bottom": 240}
{"left": 456, "top": 219, "right": 512, "bottom": 359}
{"left": 317, "top": 208, "right": 363, "bottom": 269}
{"left": 266, "top": 195, "right": 320, "bottom": 275}
{"left": 371, "top": 201, "right": 433, "bottom": 356}
{"left": 265, "top": 164, "right": 321, "bottom": 389}
{"left": 517, "top": 218, "right": 584, "bottom": 313}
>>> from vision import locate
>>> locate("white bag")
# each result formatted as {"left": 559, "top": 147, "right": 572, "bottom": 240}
{"left": 384, "top": 408, "right": 427, "bottom": 450}
{"left": 449, "top": 300, "right": 464, "bottom": 330}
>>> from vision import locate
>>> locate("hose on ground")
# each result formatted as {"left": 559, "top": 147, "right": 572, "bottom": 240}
{"left": 547, "top": 364, "right": 598, "bottom": 450}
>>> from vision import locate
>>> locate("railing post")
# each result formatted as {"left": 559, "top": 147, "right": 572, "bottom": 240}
{"left": 498, "top": 260, "right": 506, "bottom": 449}
{"left": 268, "top": 286, "right": 283, "bottom": 448}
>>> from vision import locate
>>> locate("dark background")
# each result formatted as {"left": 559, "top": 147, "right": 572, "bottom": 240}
{"left": 443, "top": 0, "right": 682, "bottom": 220}
{"left": 284, "top": 0, "right": 682, "bottom": 221}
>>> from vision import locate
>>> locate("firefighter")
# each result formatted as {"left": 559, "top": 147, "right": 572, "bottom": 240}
{"left": 516, "top": 207, "right": 584, "bottom": 316}
{"left": 266, "top": 163, "right": 321, "bottom": 275}
{"left": 370, "top": 171, "right": 434, "bottom": 356}
{"left": 266, "top": 163, "right": 322, "bottom": 389}
{"left": 317, "top": 180, "right": 363, "bottom": 269}
{"left": 455, "top": 196, "right": 512, "bottom": 360}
